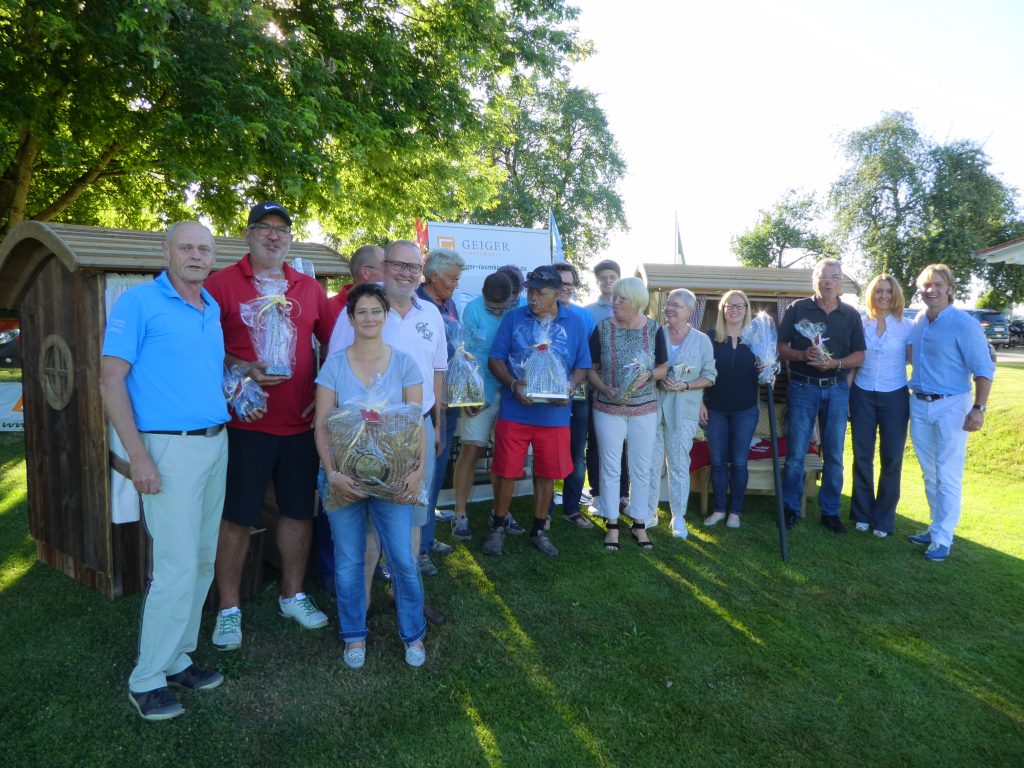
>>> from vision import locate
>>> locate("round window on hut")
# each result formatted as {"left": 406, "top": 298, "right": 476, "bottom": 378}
{"left": 41, "top": 334, "right": 74, "bottom": 410}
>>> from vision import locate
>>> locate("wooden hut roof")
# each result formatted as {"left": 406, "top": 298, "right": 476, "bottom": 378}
{"left": 0, "top": 222, "right": 349, "bottom": 310}
{"left": 637, "top": 263, "right": 860, "bottom": 296}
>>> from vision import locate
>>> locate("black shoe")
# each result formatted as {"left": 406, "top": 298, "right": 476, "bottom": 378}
{"left": 820, "top": 515, "right": 848, "bottom": 534}
{"left": 424, "top": 603, "right": 446, "bottom": 626}
{"left": 784, "top": 511, "right": 800, "bottom": 530}
{"left": 167, "top": 664, "right": 224, "bottom": 691}
{"left": 128, "top": 687, "right": 183, "bottom": 721}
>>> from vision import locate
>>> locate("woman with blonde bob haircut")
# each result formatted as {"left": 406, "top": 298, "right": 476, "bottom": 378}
{"left": 849, "top": 274, "right": 911, "bottom": 538}
{"left": 588, "top": 277, "right": 668, "bottom": 549}
{"left": 701, "top": 290, "right": 758, "bottom": 529}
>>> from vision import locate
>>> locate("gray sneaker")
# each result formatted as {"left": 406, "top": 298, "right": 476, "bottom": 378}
{"left": 491, "top": 512, "right": 526, "bottom": 535}
{"left": 530, "top": 531, "right": 559, "bottom": 557}
{"left": 430, "top": 540, "right": 455, "bottom": 555}
{"left": 128, "top": 687, "right": 183, "bottom": 721}
{"left": 212, "top": 610, "right": 242, "bottom": 651}
{"left": 451, "top": 515, "right": 471, "bottom": 542}
{"left": 482, "top": 525, "right": 506, "bottom": 556}
{"left": 279, "top": 595, "right": 329, "bottom": 629}
{"left": 418, "top": 553, "right": 438, "bottom": 576}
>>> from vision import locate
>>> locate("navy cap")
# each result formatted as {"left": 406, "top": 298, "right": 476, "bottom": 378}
{"left": 248, "top": 201, "right": 292, "bottom": 227}
{"left": 525, "top": 265, "right": 562, "bottom": 291}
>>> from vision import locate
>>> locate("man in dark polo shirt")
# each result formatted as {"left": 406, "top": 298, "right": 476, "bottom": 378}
{"left": 777, "top": 258, "right": 866, "bottom": 533}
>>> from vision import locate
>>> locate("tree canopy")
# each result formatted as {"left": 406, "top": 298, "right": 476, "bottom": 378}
{"left": 731, "top": 190, "right": 834, "bottom": 269}
{"left": 0, "top": 0, "right": 584, "bottom": 239}
{"left": 466, "top": 74, "right": 627, "bottom": 270}
{"left": 830, "top": 111, "right": 1022, "bottom": 303}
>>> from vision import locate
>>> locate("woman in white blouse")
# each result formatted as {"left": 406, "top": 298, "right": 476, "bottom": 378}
{"left": 850, "top": 275, "right": 912, "bottom": 538}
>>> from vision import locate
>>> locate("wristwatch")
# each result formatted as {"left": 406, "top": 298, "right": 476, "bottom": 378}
{"left": 972, "top": 403, "right": 987, "bottom": 413}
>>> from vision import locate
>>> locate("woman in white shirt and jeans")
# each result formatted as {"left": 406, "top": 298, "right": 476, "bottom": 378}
{"left": 850, "top": 275, "right": 912, "bottom": 537}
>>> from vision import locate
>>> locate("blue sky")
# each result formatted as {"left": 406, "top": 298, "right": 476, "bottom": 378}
{"left": 570, "top": 0, "right": 1024, "bottom": 275}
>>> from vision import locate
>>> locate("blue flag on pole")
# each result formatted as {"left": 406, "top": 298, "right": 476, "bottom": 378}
{"left": 549, "top": 208, "right": 564, "bottom": 263}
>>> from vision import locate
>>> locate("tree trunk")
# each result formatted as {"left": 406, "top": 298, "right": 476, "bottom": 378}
{"left": 34, "top": 142, "right": 124, "bottom": 222}
{"left": 1, "top": 129, "right": 40, "bottom": 236}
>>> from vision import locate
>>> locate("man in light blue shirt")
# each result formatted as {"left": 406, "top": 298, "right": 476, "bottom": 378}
{"left": 907, "top": 264, "right": 994, "bottom": 561}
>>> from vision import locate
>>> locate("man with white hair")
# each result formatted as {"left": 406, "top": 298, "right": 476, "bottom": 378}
{"left": 777, "top": 258, "right": 865, "bottom": 533}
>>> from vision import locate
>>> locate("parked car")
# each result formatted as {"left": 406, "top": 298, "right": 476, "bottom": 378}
{"left": 903, "top": 308, "right": 919, "bottom": 321}
{"left": 963, "top": 308, "right": 1010, "bottom": 348}
{"left": 0, "top": 316, "right": 20, "bottom": 368}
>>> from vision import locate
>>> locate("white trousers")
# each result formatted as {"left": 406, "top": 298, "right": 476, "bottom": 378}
{"left": 593, "top": 410, "right": 657, "bottom": 523}
{"left": 649, "top": 416, "right": 698, "bottom": 534}
{"left": 909, "top": 392, "right": 972, "bottom": 548}
{"left": 129, "top": 431, "right": 227, "bottom": 692}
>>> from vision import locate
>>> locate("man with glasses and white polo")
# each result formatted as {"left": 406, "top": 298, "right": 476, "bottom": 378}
{"left": 777, "top": 258, "right": 865, "bottom": 534}
{"left": 206, "top": 202, "right": 337, "bottom": 651}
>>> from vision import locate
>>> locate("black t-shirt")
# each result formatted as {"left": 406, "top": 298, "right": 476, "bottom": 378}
{"left": 704, "top": 332, "right": 759, "bottom": 412}
{"left": 778, "top": 297, "right": 866, "bottom": 378}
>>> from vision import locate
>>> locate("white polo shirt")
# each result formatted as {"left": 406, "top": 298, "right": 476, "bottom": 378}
{"left": 328, "top": 296, "right": 447, "bottom": 414}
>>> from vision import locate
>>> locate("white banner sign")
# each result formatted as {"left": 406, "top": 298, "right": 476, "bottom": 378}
{"left": 0, "top": 382, "right": 24, "bottom": 432}
{"left": 428, "top": 222, "right": 551, "bottom": 313}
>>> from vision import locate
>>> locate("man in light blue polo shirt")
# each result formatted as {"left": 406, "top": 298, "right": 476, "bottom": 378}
{"left": 101, "top": 221, "right": 229, "bottom": 721}
{"left": 907, "top": 263, "right": 994, "bottom": 561}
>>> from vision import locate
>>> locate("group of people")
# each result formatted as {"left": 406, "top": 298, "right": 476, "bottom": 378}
{"left": 101, "top": 206, "right": 994, "bottom": 722}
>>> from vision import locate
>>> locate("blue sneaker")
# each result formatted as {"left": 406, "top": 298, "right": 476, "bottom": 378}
{"left": 923, "top": 542, "right": 950, "bottom": 561}
{"left": 907, "top": 530, "right": 931, "bottom": 545}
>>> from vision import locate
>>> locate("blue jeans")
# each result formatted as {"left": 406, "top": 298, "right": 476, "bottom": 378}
{"left": 550, "top": 398, "right": 589, "bottom": 517}
{"left": 421, "top": 407, "right": 458, "bottom": 554}
{"left": 783, "top": 378, "right": 850, "bottom": 517}
{"left": 706, "top": 405, "right": 760, "bottom": 515}
{"left": 319, "top": 470, "right": 426, "bottom": 644}
{"left": 849, "top": 385, "right": 908, "bottom": 534}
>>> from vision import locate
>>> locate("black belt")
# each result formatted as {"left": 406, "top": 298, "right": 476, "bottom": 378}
{"left": 144, "top": 424, "right": 225, "bottom": 437}
{"left": 913, "top": 392, "right": 948, "bottom": 402}
{"left": 791, "top": 372, "right": 839, "bottom": 388}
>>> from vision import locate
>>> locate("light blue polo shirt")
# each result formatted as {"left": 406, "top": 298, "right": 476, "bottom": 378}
{"left": 909, "top": 306, "right": 995, "bottom": 395}
{"left": 103, "top": 272, "right": 229, "bottom": 430}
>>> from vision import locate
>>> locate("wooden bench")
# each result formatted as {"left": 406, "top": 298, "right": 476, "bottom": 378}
{"left": 693, "top": 451, "right": 823, "bottom": 517}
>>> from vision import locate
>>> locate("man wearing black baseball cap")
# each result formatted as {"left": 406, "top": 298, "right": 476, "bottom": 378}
{"left": 205, "top": 201, "right": 337, "bottom": 651}
{"left": 484, "top": 264, "right": 592, "bottom": 558}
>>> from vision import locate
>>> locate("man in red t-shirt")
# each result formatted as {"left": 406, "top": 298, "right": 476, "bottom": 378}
{"left": 205, "top": 202, "right": 336, "bottom": 651}
{"left": 326, "top": 244, "right": 384, "bottom": 317}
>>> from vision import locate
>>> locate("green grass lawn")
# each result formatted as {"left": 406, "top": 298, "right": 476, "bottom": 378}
{"left": 1, "top": 366, "right": 1022, "bottom": 768}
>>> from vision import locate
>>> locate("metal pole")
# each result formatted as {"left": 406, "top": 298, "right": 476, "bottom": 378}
{"left": 765, "top": 384, "right": 789, "bottom": 562}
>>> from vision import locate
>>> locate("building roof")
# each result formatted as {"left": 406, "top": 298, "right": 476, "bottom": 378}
{"left": 0, "top": 222, "right": 349, "bottom": 309}
{"left": 976, "top": 236, "right": 1024, "bottom": 265}
{"left": 637, "top": 263, "right": 860, "bottom": 296}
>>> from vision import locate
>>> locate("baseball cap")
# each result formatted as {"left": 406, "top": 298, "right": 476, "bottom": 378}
{"left": 248, "top": 201, "right": 292, "bottom": 227}
{"left": 525, "top": 265, "right": 562, "bottom": 291}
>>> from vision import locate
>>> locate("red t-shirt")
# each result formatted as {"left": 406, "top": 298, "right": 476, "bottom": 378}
{"left": 326, "top": 283, "right": 353, "bottom": 319}
{"left": 206, "top": 255, "right": 336, "bottom": 435}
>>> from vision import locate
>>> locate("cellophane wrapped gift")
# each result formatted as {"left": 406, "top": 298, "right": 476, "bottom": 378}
{"left": 666, "top": 342, "right": 694, "bottom": 384}
{"left": 794, "top": 318, "right": 831, "bottom": 361}
{"left": 323, "top": 374, "right": 426, "bottom": 507}
{"left": 511, "top": 316, "right": 570, "bottom": 401}
{"left": 741, "top": 311, "right": 782, "bottom": 385}
{"left": 445, "top": 322, "right": 485, "bottom": 407}
{"left": 223, "top": 363, "right": 269, "bottom": 420}
{"left": 240, "top": 276, "right": 297, "bottom": 377}
{"left": 614, "top": 357, "right": 652, "bottom": 403}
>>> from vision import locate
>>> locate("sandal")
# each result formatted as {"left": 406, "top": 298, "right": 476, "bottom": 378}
{"left": 631, "top": 522, "right": 655, "bottom": 550}
{"left": 564, "top": 511, "right": 595, "bottom": 529}
{"left": 603, "top": 522, "right": 620, "bottom": 551}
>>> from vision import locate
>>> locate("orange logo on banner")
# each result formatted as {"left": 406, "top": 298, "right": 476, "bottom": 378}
{"left": 13, "top": 396, "right": 23, "bottom": 412}
{"left": 437, "top": 236, "right": 456, "bottom": 249}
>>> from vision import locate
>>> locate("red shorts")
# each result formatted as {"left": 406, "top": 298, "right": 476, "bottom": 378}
{"left": 492, "top": 419, "right": 572, "bottom": 480}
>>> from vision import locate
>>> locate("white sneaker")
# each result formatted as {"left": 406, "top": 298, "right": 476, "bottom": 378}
{"left": 726, "top": 514, "right": 741, "bottom": 529}
{"left": 212, "top": 609, "right": 242, "bottom": 651}
{"left": 704, "top": 511, "right": 727, "bottom": 527}
{"left": 854, "top": 522, "right": 870, "bottom": 532}
{"left": 278, "top": 594, "right": 328, "bottom": 629}
{"left": 430, "top": 540, "right": 455, "bottom": 555}
{"left": 873, "top": 530, "right": 888, "bottom": 538}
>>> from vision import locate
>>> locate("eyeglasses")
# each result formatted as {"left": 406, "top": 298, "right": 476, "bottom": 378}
{"left": 724, "top": 303, "right": 747, "bottom": 311}
{"left": 385, "top": 260, "right": 423, "bottom": 275}
{"left": 249, "top": 223, "right": 291, "bottom": 236}
{"left": 818, "top": 275, "right": 842, "bottom": 282}
{"left": 665, "top": 302, "right": 688, "bottom": 309}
